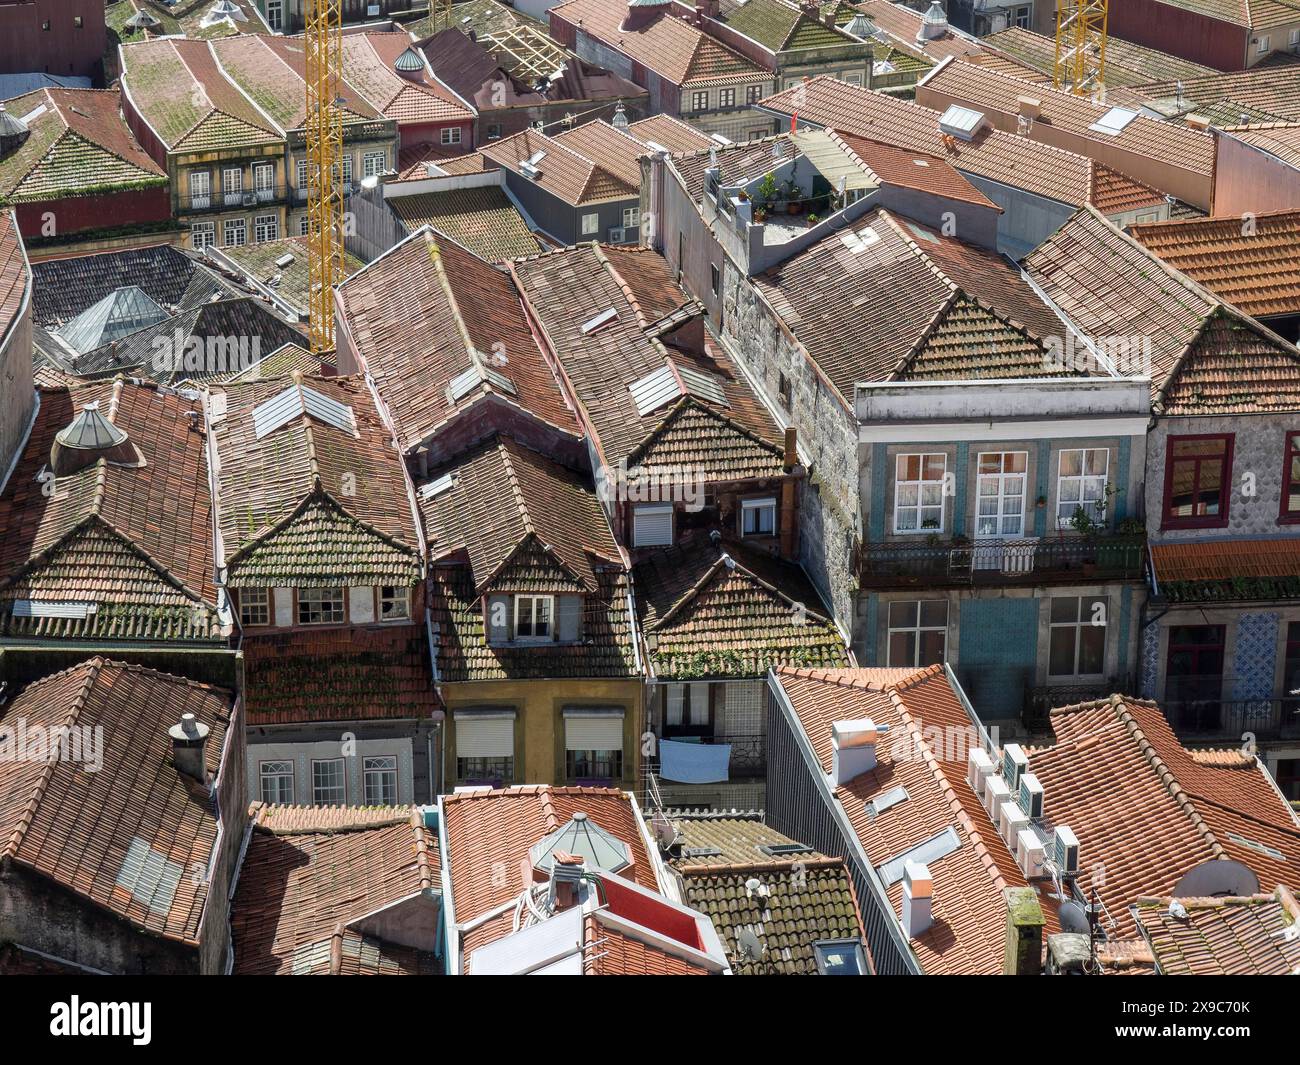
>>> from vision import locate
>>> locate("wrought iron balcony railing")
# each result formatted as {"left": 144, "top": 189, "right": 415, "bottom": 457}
{"left": 861, "top": 535, "right": 1146, "bottom": 587}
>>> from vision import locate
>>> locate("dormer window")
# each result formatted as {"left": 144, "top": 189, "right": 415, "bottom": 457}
{"left": 514, "top": 594, "right": 554, "bottom": 641}
{"left": 633, "top": 502, "right": 674, "bottom": 547}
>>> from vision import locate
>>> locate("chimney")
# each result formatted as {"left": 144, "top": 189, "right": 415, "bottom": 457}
{"left": 1045, "top": 933, "right": 1092, "bottom": 974}
{"left": 1017, "top": 95, "right": 1042, "bottom": 121}
{"left": 169, "top": 713, "right": 210, "bottom": 783}
{"left": 548, "top": 851, "right": 587, "bottom": 910}
{"left": 700, "top": 0, "right": 720, "bottom": 16}
{"left": 901, "top": 861, "right": 933, "bottom": 937}
{"left": 782, "top": 426, "right": 798, "bottom": 471}
{"left": 832, "top": 718, "right": 885, "bottom": 785}
{"left": 1185, "top": 113, "right": 1211, "bottom": 130}
{"left": 1002, "top": 886, "right": 1045, "bottom": 975}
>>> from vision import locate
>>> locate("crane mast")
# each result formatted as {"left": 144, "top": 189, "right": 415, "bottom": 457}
{"left": 305, "top": 0, "right": 344, "bottom": 355}
{"left": 1053, "top": 0, "right": 1108, "bottom": 98}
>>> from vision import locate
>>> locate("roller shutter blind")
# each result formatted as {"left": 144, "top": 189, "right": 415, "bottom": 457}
{"left": 563, "top": 708, "right": 624, "bottom": 750}
{"left": 456, "top": 710, "right": 515, "bottom": 757}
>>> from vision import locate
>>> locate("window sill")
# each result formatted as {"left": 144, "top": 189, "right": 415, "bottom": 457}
{"left": 1160, "top": 515, "right": 1230, "bottom": 531}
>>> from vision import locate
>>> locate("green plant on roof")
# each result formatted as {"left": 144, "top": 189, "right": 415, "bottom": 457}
{"left": 756, "top": 172, "right": 779, "bottom": 210}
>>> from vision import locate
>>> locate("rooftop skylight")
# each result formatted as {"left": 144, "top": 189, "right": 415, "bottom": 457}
{"left": 1088, "top": 106, "right": 1139, "bottom": 136}
{"left": 252, "top": 383, "right": 356, "bottom": 439}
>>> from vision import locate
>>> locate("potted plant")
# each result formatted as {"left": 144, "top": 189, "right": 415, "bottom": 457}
{"left": 1067, "top": 482, "right": 1121, "bottom": 574}
{"left": 807, "top": 212, "right": 820, "bottom": 225}
{"left": 754, "top": 207, "right": 767, "bottom": 223}
{"left": 737, "top": 188, "right": 749, "bottom": 202}
{"left": 757, "top": 172, "right": 779, "bottom": 211}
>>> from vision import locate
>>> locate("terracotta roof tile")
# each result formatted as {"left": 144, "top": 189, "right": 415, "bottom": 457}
{"left": 1137, "top": 54, "right": 1300, "bottom": 120}
{"left": 981, "top": 26, "right": 1216, "bottom": 86}
{"left": 232, "top": 805, "right": 439, "bottom": 975}
{"left": 585, "top": 914, "right": 713, "bottom": 974}
{"left": 627, "top": 114, "right": 716, "bottom": 154}
{"left": 1127, "top": 210, "right": 1300, "bottom": 319}
{"left": 0, "top": 659, "right": 233, "bottom": 946}
{"left": 341, "top": 32, "right": 474, "bottom": 125}
{"left": 1225, "top": 121, "right": 1300, "bottom": 167}
{"left": 1134, "top": 888, "right": 1300, "bottom": 975}
{"left": 388, "top": 187, "right": 542, "bottom": 261}
{"left": 481, "top": 126, "right": 636, "bottom": 206}
{"left": 1152, "top": 538, "right": 1300, "bottom": 584}
{"left": 836, "top": 131, "right": 1000, "bottom": 209}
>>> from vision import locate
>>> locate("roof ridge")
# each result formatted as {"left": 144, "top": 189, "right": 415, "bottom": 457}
{"left": 2, "top": 658, "right": 102, "bottom": 860}
{"left": 422, "top": 230, "right": 480, "bottom": 374}
{"left": 410, "top": 806, "right": 435, "bottom": 891}
{"left": 1108, "top": 694, "right": 1227, "bottom": 861}
{"left": 590, "top": 243, "right": 649, "bottom": 329}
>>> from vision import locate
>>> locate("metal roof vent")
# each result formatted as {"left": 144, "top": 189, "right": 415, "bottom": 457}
{"left": 0, "top": 104, "right": 29, "bottom": 155}
{"left": 917, "top": 0, "right": 948, "bottom": 41}
{"left": 124, "top": 9, "right": 163, "bottom": 31}
{"left": 168, "top": 712, "right": 210, "bottom": 783}
{"left": 612, "top": 101, "right": 629, "bottom": 129}
{"left": 843, "top": 11, "right": 877, "bottom": 40}
{"left": 529, "top": 811, "right": 632, "bottom": 876}
{"left": 49, "top": 402, "right": 134, "bottom": 477}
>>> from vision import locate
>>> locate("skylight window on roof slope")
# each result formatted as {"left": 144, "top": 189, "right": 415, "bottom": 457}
{"left": 628, "top": 360, "right": 731, "bottom": 417}
{"left": 939, "top": 104, "right": 986, "bottom": 141}
{"left": 448, "top": 363, "right": 518, "bottom": 403}
{"left": 878, "top": 826, "right": 960, "bottom": 886}
{"left": 1089, "top": 107, "right": 1139, "bottom": 136}
{"left": 252, "top": 383, "right": 356, "bottom": 439}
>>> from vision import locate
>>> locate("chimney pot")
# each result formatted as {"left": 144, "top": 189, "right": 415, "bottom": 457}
{"left": 168, "top": 712, "right": 210, "bottom": 783}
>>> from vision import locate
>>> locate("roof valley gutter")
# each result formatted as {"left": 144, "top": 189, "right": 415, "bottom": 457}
{"left": 766, "top": 667, "right": 920, "bottom": 973}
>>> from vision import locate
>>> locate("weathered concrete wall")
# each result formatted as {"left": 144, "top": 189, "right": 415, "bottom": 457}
{"left": 720, "top": 271, "right": 859, "bottom": 631}
{"left": 0, "top": 865, "right": 196, "bottom": 975}
{"left": 1146, "top": 413, "right": 1300, "bottom": 542}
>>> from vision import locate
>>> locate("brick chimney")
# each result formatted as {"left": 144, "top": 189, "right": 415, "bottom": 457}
{"left": 1002, "top": 886, "right": 1045, "bottom": 975}
{"left": 548, "top": 851, "right": 587, "bottom": 910}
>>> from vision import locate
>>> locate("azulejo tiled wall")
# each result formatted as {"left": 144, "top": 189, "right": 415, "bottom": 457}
{"left": 1232, "top": 612, "right": 1280, "bottom": 702}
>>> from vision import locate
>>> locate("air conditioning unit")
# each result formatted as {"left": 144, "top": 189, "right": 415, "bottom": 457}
{"left": 967, "top": 747, "right": 994, "bottom": 799}
{"left": 1016, "top": 828, "right": 1045, "bottom": 878}
{"left": 1001, "top": 743, "right": 1028, "bottom": 793}
{"left": 1053, "top": 826, "right": 1079, "bottom": 876}
{"left": 999, "top": 800, "right": 1028, "bottom": 849}
{"left": 1018, "top": 773, "right": 1044, "bottom": 819}
{"left": 607, "top": 226, "right": 627, "bottom": 243}
{"left": 983, "top": 773, "right": 1010, "bottom": 820}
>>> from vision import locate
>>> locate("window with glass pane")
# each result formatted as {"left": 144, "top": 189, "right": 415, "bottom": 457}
{"left": 363, "top": 151, "right": 386, "bottom": 178}
{"left": 1283, "top": 432, "right": 1300, "bottom": 520}
{"left": 893, "top": 453, "right": 946, "bottom": 533}
{"left": 741, "top": 497, "right": 776, "bottom": 536}
{"left": 1048, "top": 596, "right": 1107, "bottom": 677}
{"left": 514, "top": 594, "right": 553, "bottom": 639}
{"left": 976, "top": 451, "right": 1027, "bottom": 537}
{"left": 566, "top": 749, "right": 622, "bottom": 780}
{"left": 259, "top": 760, "right": 294, "bottom": 804}
{"left": 312, "top": 758, "right": 346, "bottom": 805}
{"left": 240, "top": 587, "right": 270, "bottom": 627}
{"left": 1165, "top": 435, "right": 1230, "bottom": 523}
{"left": 379, "top": 585, "right": 409, "bottom": 621}
{"left": 1165, "top": 625, "right": 1225, "bottom": 732}
{"left": 363, "top": 756, "right": 398, "bottom": 804}
{"left": 1056, "top": 448, "right": 1109, "bottom": 529}
{"left": 298, "top": 586, "right": 344, "bottom": 624}
{"left": 457, "top": 756, "right": 513, "bottom": 784}
{"left": 886, "top": 600, "right": 948, "bottom": 667}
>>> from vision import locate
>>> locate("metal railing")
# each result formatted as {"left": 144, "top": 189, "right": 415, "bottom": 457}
{"left": 1023, "top": 679, "right": 1130, "bottom": 732}
{"left": 1162, "top": 696, "right": 1300, "bottom": 743}
{"left": 861, "top": 535, "right": 1146, "bottom": 587}
{"left": 179, "top": 184, "right": 295, "bottom": 214}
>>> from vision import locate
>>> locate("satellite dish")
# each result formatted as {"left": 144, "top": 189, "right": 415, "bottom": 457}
{"left": 651, "top": 812, "right": 677, "bottom": 849}
{"left": 736, "top": 925, "right": 765, "bottom": 961}
{"left": 1057, "top": 900, "right": 1091, "bottom": 935}
{"left": 1172, "top": 859, "right": 1259, "bottom": 899}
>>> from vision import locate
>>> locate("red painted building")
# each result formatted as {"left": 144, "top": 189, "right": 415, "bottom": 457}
{"left": 1108, "top": 0, "right": 1300, "bottom": 71}
{"left": 0, "top": 0, "right": 105, "bottom": 82}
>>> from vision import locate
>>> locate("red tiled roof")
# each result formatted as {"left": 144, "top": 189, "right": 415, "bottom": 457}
{"left": 0, "top": 378, "right": 220, "bottom": 642}
{"left": 511, "top": 243, "right": 786, "bottom": 476}
{"left": 1134, "top": 888, "right": 1300, "bottom": 975}
{"left": 1151, "top": 538, "right": 1300, "bottom": 583}
{"left": 627, "top": 113, "right": 716, "bottom": 154}
{"left": 442, "top": 785, "right": 662, "bottom": 966}
{"left": 554, "top": 119, "right": 654, "bottom": 188}
{"left": 759, "top": 76, "right": 1163, "bottom": 210}
{"left": 231, "top": 804, "right": 439, "bottom": 975}
{"left": 481, "top": 126, "right": 637, "bottom": 206}
{"left": 774, "top": 665, "right": 1025, "bottom": 974}
{"left": 585, "top": 914, "right": 712, "bottom": 974}
{"left": 1226, "top": 121, "right": 1300, "bottom": 168}
{"left": 336, "top": 227, "right": 578, "bottom": 451}
{"left": 854, "top": 0, "right": 983, "bottom": 61}
{"left": 342, "top": 32, "right": 474, "bottom": 125}
{"left": 0, "top": 659, "right": 233, "bottom": 947}
{"left": 550, "top": 0, "right": 767, "bottom": 87}
{"left": 835, "top": 131, "right": 1000, "bottom": 210}
{"left": 1127, "top": 210, "right": 1300, "bottom": 319}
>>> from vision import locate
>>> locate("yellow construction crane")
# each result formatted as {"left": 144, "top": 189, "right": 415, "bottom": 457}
{"left": 304, "top": 0, "right": 344, "bottom": 355}
{"left": 1053, "top": 0, "right": 1108, "bottom": 98}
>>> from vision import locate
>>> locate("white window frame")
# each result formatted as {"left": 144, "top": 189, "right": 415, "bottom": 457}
{"left": 252, "top": 162, "right": 275, "bottom": 202}
{"left": 1258, "top": 34, "right": 1271, "bottom": 54}
{"left": 1048, "top": 596, "right": 1108, "bottom": 679}
{"left": 741, "top": 496, "right": 777, "bottom": 537}
{"left": 299, "top": 214, "right": 311, "bottom": 236}
{"left": 378, "top": 585, "right": 409, "bottom": 622}
{"left": 254, "top": 213, "right": 278, "bottom": 243}
{"left": 1056, "top": 447, "right": 1109, "bottom": 530}
{"left": 189, "top": 169, "right": 211, "bottom": 209}
{"left": 298, "top": 586, "right": 344, "bottom": 625}
{"left": 974, "top": 450, "right": 1028, "bottom": 539}
{"left": 363, "top": 150, "right": 386, "bottom": 178}
{"left": 190, "top": 220, "right": 215, "bottom": 250}
{"left": 441, "top": 126, "right": 462, "bottom": 145}
{"left": 363, "top": 755, "right": 399, "bottom": 805}
{"left": 223, "top": 218, "right": 247, "bottom": 247}
{"left": 514, "top": 594, "right": 554, "bottom": 642}
{"left": 885, "top": 600, "right": 948, "bottom": 668}
{"left": 893, "top": 452, "right": 946, "bottom": 534}
{"left": 632, "top": 502, "right": 674, "bottom": 547}
{"left": 312, "top": 758, "right": 347, "bottom": 806}
{"left": 240, "top": 587, "right": 271, "bottom": 627}
{"left": 341, "top": 153, "right": 353, "bottom": 187}
{"left": 222, "top": 167, "right": 243, "bottom": 206}
{"left": 259, "top": 759, "right": 294, "bottom": 804}
{"left": 842, "top": 72, "right": 863, "bottom": 87}
{"left": 266, "top": 0, "right": 284, "bottom": 31}
{"left": 622, "top": 206, "right": 641, "bottom": 229}
{"left": 296, "top": 158, "right": 308, "bottom": 198}
{"left": 581, "top": 212, "right": 599, "bottom": 236}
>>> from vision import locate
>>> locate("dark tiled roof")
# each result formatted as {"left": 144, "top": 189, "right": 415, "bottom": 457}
{"left": 336, "top": 227, "right": 578, "bottom": 451}
{"left": 203, "top": 236, "right": 365, "bottom": 320}
{"left": 1134, "top": 888, "right": 1300, "bottom": 975}
{"left": 211, "top": 375, "right": 421, "bottom": 588}
{"left": 31, "top": 244, "right": 199, "bottom": 328}
{"left": 0, "top": 659, "right": 233, "bottom": 946}
{"left": 0, "top": 379, "right": 220, "bottom": 643}
{"left": 241, "top": 625, "right": 441, "bottom": 726}
{"left": 388, "top": 187, "right": 542, "bottom": 262}
{"left": 232, "top": 804, "right": 439, "bottom": 975}
{"left": 634, "top": 538, "right": 849, "bottom": 679}
{"left": 511, "top": 243, "right": 787, "bottom": 476}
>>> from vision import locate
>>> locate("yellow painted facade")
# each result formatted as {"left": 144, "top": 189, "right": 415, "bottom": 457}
{"left": 440, "top": 677, "right": 645, "bottom": 788}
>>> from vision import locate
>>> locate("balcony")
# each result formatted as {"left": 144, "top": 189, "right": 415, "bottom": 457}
{"left": 179, "top": 184, "right": 293, "bottom": 215}
{"left": 1161, "top": 695, "right": 1300, "bottom": 744}
{"left": 860, "top": 535, "right": 1146, "bottom": 588}
{"left": 1023, "top": 679, "right": 1131, "bottom": 732}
